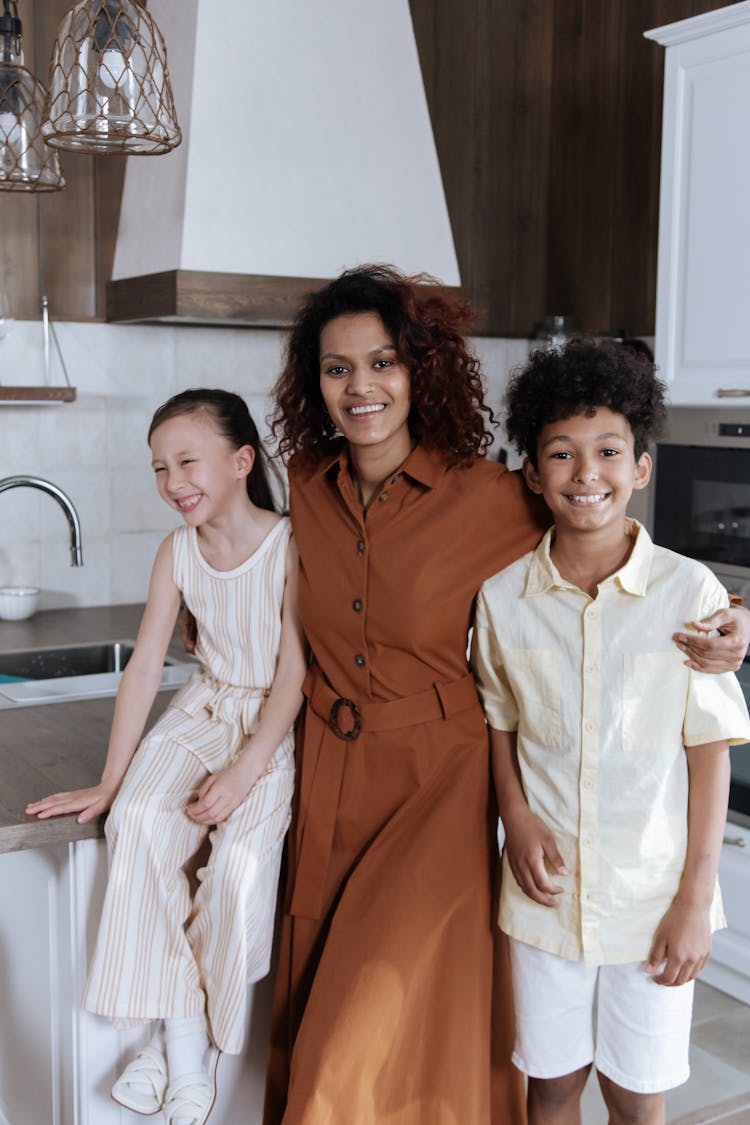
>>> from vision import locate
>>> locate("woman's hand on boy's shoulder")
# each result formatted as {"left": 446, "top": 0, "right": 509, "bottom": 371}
{"left": 674, "top": 604, "right": 750, "bottom": 673}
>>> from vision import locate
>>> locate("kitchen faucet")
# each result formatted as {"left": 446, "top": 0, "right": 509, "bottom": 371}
{"left": 0, "top": 476, "right": 83, "bottom": 565}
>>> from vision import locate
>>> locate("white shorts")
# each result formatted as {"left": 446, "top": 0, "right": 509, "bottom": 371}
{"left": 508, "top": 938, "right": 694, "bottom": 1094}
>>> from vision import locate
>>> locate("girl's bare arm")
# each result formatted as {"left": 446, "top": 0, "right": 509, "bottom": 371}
{"left": 26, "top": 536, "right": 182, "bottom": 823}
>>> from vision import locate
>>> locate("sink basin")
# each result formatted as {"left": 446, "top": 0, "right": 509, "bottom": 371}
{"left": 0, "top": 639, "right": 194, "bottom": 707}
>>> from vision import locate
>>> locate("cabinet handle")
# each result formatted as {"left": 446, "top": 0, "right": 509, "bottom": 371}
{"left": 723, "top": 835, "right": 746, "bottom": 847}
{"left": 716, "top": 389, "right": 750, "bottom": 398}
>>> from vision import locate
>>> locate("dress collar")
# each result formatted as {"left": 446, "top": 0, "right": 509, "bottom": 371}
{"left": 313, "top": 441, "right": 447, "bottom": 489}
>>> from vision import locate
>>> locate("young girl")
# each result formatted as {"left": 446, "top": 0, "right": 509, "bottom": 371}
{"left": 27, "top": 389, "right": 306, "bottom": 1125}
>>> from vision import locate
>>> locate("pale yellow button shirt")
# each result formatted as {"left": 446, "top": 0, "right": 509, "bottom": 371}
{"left": 471, "top": 520, "right": 750, "bottom": 965}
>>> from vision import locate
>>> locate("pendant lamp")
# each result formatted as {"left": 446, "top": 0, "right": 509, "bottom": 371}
{"left": 41, "top": 0, "right": 181, "bottom": 155}
{"left": 0, "top": 0, "right": 64, "bottom": 191}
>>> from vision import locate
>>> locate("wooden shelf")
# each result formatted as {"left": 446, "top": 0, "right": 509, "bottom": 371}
{"left": 0, "top": 387, "right": 76, "bottom": 404}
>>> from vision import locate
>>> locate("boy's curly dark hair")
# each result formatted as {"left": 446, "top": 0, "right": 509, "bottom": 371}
{"left": 504, "top": 337, "right": 667, "bottom": 466}
{"left": 271, "top": 264, "right": 495, "bottom": 469}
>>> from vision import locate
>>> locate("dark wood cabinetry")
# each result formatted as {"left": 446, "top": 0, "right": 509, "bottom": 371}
{"left": 2, "top": 1, "right": 737, "bottom": 333}
{"left": 409, "top": 0, "right": 737, "bottom": 336}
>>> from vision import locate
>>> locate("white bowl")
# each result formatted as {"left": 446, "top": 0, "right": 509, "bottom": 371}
{"left": 0, "top": 586, "right": 41, "bottom": 621}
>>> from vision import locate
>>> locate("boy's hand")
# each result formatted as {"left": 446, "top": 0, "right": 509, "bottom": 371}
{"left": 646, "top": 900, "right": 712, "bottom": 985}
{"left": 186, "top": 749, "right": 266, "bottom": 824}
{"left": 503, "top": 807, "right": 568, "bottom": 907}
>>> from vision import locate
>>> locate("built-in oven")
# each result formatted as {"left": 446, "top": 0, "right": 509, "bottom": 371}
{"left": 650, "top": 406, "right": 750, "bottom": 828}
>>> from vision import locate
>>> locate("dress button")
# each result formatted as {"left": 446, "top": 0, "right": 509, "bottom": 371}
{"left": 354, "top": 653, "right": 366, "bottom": 667}
{"left": 352, "top": 598, "right": 363, "bottom": 612}
{"left": 357, "top": 539, "right": 365, "bottom": 554}
{"left": 378, "top": 491, "right": 388, "bottom": 502}
{"left": 390, "top": 473, "right": 401, "bottom": 484}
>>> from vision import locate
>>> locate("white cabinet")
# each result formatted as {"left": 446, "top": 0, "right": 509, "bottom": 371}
{"left": 0, "top": 840, "right": 272, "bottom": 1125}
{"left": 701, "top": 820, "right": 750, "bottom": 1005}
{"left": 646, "top": 2, "right": 750, "bottom": 406}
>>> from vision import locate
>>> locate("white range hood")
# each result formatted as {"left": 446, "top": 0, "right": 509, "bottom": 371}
{"left": 107, "top": 0, "right": 460, "bottom": 325}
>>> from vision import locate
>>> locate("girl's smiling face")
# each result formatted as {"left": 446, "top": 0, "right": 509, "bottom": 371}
{"left": 149, "top": 412, "right": 253, "bottom": 525}
{"left": 319, "top": 312, "right": 412, "bottom": 460}
{"left": 523, "top": 407, "right": 652, "bottom": 536}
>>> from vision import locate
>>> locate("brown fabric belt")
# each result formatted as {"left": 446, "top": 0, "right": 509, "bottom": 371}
{"left": 289, "top": 664, "right": 480, "bottom": 920}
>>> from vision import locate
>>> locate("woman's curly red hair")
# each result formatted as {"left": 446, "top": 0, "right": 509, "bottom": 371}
{"left": 271, "top": 264, "right": 495, "bottom": 470}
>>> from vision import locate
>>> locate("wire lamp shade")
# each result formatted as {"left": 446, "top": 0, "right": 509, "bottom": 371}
{"left": 41, "top": 0, "right": 181, "bottom": 155}
{"left": 0, "top": 1, "right": 64, "bottom": 191}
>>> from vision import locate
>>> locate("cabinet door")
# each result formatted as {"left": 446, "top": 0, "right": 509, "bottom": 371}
{"left": 0, "top": 846, "right": 76, "bottom": 1125}
{"left": 700, "top": 821, "right": 750, "bottom": 1004}
{"left": 651, "top": 11, "right": 750, "bottom": 404}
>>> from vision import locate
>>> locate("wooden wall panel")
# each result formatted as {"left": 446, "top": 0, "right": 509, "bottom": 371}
{"left": 410, "top": 0, "right": 740, "bottom": 337}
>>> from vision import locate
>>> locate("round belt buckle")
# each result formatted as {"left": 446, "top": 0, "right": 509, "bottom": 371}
{"left": 329, "top": 697, "right": 361, "bottom": 741}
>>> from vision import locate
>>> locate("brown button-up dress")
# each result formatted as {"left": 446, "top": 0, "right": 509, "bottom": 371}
{"left": 264, "top": 443, "right": 547, "bottom": 1125}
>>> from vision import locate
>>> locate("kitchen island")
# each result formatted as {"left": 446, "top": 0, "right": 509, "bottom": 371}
{"left": 0, "top": 605, "right": 272, "bottom": 1125}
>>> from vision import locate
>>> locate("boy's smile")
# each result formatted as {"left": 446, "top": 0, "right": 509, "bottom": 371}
{"left": 523, "top": 407, "right": 652, "bottom": 538}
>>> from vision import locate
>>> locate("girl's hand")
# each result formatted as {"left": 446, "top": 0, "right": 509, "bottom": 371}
{"left": 646, "top": 900, "right": 712, "bottom": 986}
{"left": 503, "top": 807, "right": 568, "bottom": 908}
{"left": 674, "top": 605, "right": 750, "bottom": 672}
{"left": 25, "top": 783, "right": 117, "bottom": 824}
{"left": 186, "top": 752, "right": 266, "bottom": 825}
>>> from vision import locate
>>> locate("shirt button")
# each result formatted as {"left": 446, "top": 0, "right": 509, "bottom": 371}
{"left": 584, "top": 721, "right": 594, "bottom": 733}
{"left": 352, "top": 598, "right": 363, "bottom": 612}
{"left": 354, "top": 654, "right": 366, "bottom": 667}
{"left": 390, "top": 473, "right": 401, "bottom": 484}
{"left": 357, "top": 539, "right": 365, "bottom": 554}
{"left": 583, "top": 778, "right": 594, "bottom": 791}
{"left": 378, "top": 491, "right": 388, "bottom": 502}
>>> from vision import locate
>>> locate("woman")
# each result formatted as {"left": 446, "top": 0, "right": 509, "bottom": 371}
{"left": 263, "top": 265, "right": 750, "bottom": 1125}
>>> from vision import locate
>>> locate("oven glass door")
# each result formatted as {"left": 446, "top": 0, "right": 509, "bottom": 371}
{"left": 654, "top": 445, "right": 750, "bottom": 569}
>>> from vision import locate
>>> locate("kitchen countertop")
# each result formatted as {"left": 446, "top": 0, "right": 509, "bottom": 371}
{"left": 0, "top": 604, "right": 183, "bottom": 855}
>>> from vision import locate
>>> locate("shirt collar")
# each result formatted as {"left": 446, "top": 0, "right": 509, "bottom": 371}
{"left": 313, "top": 441, "right": 447, "bottom": 489}
{"left": 524, "top": 518, "right": 654, "bottom": 597}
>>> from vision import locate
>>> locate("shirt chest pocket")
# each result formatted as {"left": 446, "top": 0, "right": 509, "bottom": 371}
{"left": 507, "top": 649, "right": 562, "bottom": 746}
{"left": 622, "top": 652, "right": 688, "bottom": 752}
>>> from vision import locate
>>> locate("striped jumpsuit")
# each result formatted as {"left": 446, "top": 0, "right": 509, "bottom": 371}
{"left": 83, "top": 519, "right": 296, "bottom": 1054}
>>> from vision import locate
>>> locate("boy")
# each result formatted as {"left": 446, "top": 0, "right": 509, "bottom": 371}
{"left": 471, "top": 339, "right": 750, "bottom": 1125}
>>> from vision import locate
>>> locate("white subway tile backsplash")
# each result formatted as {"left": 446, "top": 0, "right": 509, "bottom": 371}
{"left": 0, "top": 408, "right": 41, "bottom": 470}
{"left": 36, "top": 399, "right": 108, "bottom": 472}
{"left": 0, "top": 486, "right": 42, "bottom": 541}
{"left": 110, "top": 468, "right": 176, "bottom": 536}
{"left": 110, "top": 531, "right": 168, "bottom": 604}
{"left": 37, "top": 469, "right": 111, "bottom": 544}
{"left": 40, "top": 536, "right": 111, "bottom": 608}
{"left": 0, "top": 540, "right": 41, "bottom": 590}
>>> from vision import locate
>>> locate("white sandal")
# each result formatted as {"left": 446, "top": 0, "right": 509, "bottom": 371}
{"left": 163, "top": 1045, "right": 220, "bottom": 1125}
{"left": 111, "top": 1045, "right": 168, "bottom": 1115}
